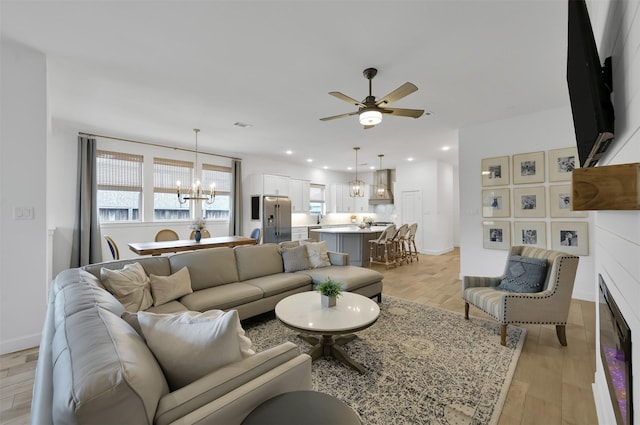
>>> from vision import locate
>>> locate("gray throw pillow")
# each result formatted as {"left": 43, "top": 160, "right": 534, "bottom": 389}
{"left": 282, "top": 245, "right": 310, "bottom": 272}
{"left": 497, "top": 255, "right": 548, "bottom": 293}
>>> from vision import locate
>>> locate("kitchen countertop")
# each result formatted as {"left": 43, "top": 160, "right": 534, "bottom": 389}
{"left": 309, "top": 226, "right": 387, "bottom": 234}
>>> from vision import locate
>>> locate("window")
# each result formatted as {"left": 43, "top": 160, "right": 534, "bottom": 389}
{"left": 153, "top": 158, "right": 191, "bottom": 220}
{"left": 309, "top": 183, "right": 325, "bottom": 214}
{"left": 201, "top": 164, "right": 232, "bottom": 220}
{"left": 96, "top": 150, "right": 143, "bottom": 222}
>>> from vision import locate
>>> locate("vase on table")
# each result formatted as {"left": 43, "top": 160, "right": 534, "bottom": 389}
{"left": 321, "top": 294, "right": 337, "bottom": 308}
{"left": 194, "top": 230, "right": 202, "bottom": 242}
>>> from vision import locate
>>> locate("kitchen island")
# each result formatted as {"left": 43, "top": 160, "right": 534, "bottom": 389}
{"left": 310, "top": 226, "right": 387, "bottom": 267}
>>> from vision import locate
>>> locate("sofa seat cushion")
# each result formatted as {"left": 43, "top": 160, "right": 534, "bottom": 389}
{"left": 51, "top": 306, "right": 169, "bottom": 425}
{"left": 180, "top": 282, "right": 263, "bottom": 311}
{"left": 146, "top": 300, "right": 190, "bottom": 314}
{"left": 243, "top": 273, "right": 312, "bottom": 298}
{"left": 299, "top": 266, "right": 383, "bottom": 292}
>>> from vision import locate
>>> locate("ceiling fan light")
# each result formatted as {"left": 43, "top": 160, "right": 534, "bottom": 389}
{"left": 359, "top": 109, "right": 382, "bottom": 125}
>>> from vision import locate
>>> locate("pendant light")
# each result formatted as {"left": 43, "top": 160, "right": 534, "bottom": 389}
{"left": 349, "top": 147, "right": 365, "bottom": 197}
{"left": 177, "top": 129, "right": 215, "bottom": 204}
{"left": 374, "top": 154, "right": 387, "bottom": 197}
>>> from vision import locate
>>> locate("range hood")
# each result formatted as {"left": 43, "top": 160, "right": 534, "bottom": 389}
{"left": 369, "top": 169, "right": 394, "bottom": 205}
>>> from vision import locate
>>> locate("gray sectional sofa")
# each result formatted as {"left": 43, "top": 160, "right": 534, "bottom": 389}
{"left": 31, "top": 242, "right": 384, "bottom": 425}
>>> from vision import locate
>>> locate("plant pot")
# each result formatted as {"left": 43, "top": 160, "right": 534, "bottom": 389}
{"left": 321, "top": 294, "right": 337, "bottom": 308}
{"left": 194, "top": 230, "right": 202, "bottom": 242}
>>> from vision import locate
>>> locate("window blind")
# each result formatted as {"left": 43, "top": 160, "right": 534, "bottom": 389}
{"left": 96, "top": 150, "right": 143, "bottom": 192}
{"left": 154, "top": 157, "right": 193, "bottom": 194}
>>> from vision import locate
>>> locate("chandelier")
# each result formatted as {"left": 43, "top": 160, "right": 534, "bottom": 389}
{"left": 349, "top": 147, "right": 365, "bottom": 198}
{"left": 177, "top": 129, "right": 215, "bottom": 205}
{"left": 374, "top": 154, "right": 387, "bottom": 197}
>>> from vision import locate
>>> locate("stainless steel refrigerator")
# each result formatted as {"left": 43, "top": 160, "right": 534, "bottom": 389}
{"left": 263, "top": 196, "right": 292, "bottom": 243}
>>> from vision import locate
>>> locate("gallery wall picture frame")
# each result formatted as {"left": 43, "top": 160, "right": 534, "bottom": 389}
{"left": 549, "top": 184, "right": 588, "bottom": 218}
{"left": 483, "top": 221, "right": 511, "bottom": 250}
{"left": 513, "top": 186, "right": 546, "bottom": 218}
{"left": 482, "top": 188, "right": 511, "bottom": 218}
{"left": 481, "top": 156, "right": 510, "bottom": 187}
{"left": 549, "top": 147, "right": 578, "bottom": 182}
{"left": 513, "top": 221, "right": 547, "bottom": 248}
{"left": 513, "top": 151, "right": 545, "bottom": 184}
{"left": 551, "top": 221, "right": 589, "bottom": 255}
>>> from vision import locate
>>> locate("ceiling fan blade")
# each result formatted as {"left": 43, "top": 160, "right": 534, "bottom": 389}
{"left": 329, "top": 92, "right": 365, "bottom": 108}
{"left": 319, "top": 111, "right": 359, "bottom": 121}
{"left": 376, "top": 82, "right": 418, "bottom": 106}
{"left": 382, "top": 107, "right": 425, "bottom": 118}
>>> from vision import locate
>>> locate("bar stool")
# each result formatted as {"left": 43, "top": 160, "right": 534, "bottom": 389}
{"left": 369, "top": 224, "right": 396, "bottom": 269}
{"left": 405, "top": 223, "right": 419, "bottom": 262}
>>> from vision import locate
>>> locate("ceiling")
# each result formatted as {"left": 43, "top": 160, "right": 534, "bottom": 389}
{"left": 1, "top": 0, "right": 570, "bottom": 171}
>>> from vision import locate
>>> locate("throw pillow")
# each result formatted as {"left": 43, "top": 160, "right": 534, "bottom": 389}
{"left": 281, "top": 245, "right": 311, "bottom": 272}
{"left": 137, "top": 310, "right": 254, "bottom": 390}
{"left": 497, "top": 255, "right": 548, "bottom": 293}
{"left": 149, "top": 267, "right": 193, "bottom": 307}
{"left": 100, "top": 262, "right": 153, "bottom": 312}
{"left": 301, "top": 240, "right": 331, "bottom": 268}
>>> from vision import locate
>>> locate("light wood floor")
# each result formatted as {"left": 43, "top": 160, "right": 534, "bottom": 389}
{"left": 0, "top": 248, "right": 598, "bottom": 425}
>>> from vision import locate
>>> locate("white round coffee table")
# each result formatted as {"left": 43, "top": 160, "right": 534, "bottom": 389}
{"left": 275, "top": 291, "right": 380, "bottom": 373}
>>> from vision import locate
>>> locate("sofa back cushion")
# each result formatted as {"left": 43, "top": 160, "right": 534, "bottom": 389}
{"left": 169, "top": 248, "right": 239, "bottom": 290}
{"left": 83, "top": 257, "right": 171, "bottom": 280}
{"left": 51, "top": 306, "right": 169, "bottom": 425}
{"left": 234, "top": 244, "right": 284, "bottom": 281}
{"left": 53, "top": 278, "right": 125, "bottom": 329}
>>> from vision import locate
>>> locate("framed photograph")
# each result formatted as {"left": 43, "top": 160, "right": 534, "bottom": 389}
{"left": 549, "top": 184, "right": 588, "bottom": 218}
{"left": 549, "top": 147, "right": 578, "bottom": 182}
{"left": 513, "top": 186, "right": 546, "bottom": 218}
{"left": 513, "top": 151, "right": 545, "bottom": 184}
{"left": 551, "top": 221, "right": 589, "bottom": 255}
{"left": 513, "top": 221, "right": 547, "bottom": 248}
{"left": 483, "top": 221, "right": 511, "bottom": 250}
{"left": 481, "top": 156, "right": 510, "bottom": 187}
{"left": 482, "top": 188, "right": 511, "bottom": 218}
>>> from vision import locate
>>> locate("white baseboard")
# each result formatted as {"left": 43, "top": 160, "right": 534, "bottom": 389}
{"left": 0, "top": 332, "right": 41, "bottom": 355}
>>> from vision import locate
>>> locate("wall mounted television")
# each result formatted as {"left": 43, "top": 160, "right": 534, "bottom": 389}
{"left": 566, "top": 0, "right": 615, "bottom": 168}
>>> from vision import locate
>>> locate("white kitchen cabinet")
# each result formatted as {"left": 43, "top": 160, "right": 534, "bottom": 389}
{"left": 263, "top": 174, "right": 290, "bottom": 196}
{"left": 330, "top": 183, "right": 370, "bottom": 213}
{"left": 290, "top": 179, "right": 310, "bottom": 212}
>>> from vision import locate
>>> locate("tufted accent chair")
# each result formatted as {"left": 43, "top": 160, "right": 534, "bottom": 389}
{"left": 462, "top": 246, "right": 579, "bottom": 346}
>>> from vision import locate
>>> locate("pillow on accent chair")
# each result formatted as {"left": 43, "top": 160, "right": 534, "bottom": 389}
{"left": 301, "top": 240, "right": 331, "bottom": 268}
{"left": 497, "top": 255, "right": 548, "bottom": 293}
{"left": 281, "top": 245, "right": 311, "bottom": 272}
{"left": 149, "top": 267, "right": 193, "bottom": 306}
{"left": 100, "top": 262, "right": 153, "bottom": 312}
{"left": 137, "top": 310, "right": 254, "bottom": 390}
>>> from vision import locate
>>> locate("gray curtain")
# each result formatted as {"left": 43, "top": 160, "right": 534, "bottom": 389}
{"left": 229, "top": 159, "right": 243, "bottom": 236}
{"left": 70, "top": 135, "right": 102, "bottom": 267}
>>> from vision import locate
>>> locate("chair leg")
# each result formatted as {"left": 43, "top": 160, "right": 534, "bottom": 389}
{"left": 464, "top": 302, "right": 469, "bottom": 320}
{"left": 556, "top": 325, "right": 567, "bottom": 346}
{"left": 500, "top": 324, "right": 507, "bottom": 346}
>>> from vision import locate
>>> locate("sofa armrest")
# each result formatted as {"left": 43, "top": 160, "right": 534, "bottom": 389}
{"left": 154, "top": 342, "right": 308, "bottom": 425}
{"left": 328, "top": 251, "right": 349, "bottom": 266}
{"left": 462, "top": 275, "right": 501, "bottom": 290}
{"left": 166, "top": 354, "right": 312, "bottom": 425}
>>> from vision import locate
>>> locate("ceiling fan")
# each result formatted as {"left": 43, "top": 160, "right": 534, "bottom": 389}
{"left": 320, "top": 67, "right": 425, "bottom": 129}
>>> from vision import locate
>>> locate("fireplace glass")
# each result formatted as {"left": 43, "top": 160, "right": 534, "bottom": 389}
{"left": 599, "top": 275, "right": 633, "bottom": 425}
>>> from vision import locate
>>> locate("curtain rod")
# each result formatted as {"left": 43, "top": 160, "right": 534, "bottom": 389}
{"left": 79, "top": 132, "right": 242, "bottom": 161}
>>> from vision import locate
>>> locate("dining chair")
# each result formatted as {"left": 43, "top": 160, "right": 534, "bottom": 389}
{"left": 189, "top": 229, "right": 211, "bottom": 239}
{"left": 104, "top": 236, "right": 119, "bottom": 260}
{"left": 250, "top": 228, "right": 261, "bottom": 244}
{"left": 155, "top": 229, "right": 180, "bottom": 242}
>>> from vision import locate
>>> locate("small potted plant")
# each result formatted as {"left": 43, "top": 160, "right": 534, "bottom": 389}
{"left": 316, "top": 277, "right": 343, "bottom": 308}
{"left": 191, "top": 217, "right": 207, "bottom": 242}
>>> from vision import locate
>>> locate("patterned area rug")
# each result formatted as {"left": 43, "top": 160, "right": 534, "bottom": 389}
{"left": 243, "top": 295, "right": 525, "bottom": 425}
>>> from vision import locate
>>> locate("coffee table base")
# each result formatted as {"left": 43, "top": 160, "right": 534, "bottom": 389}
{"left": 298, "top": 334, "right": 365, "bottom": 374}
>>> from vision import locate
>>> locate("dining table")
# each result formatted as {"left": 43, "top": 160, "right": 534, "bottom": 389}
{"left": 128, "top": 236, "right": 257, "bottom": 256}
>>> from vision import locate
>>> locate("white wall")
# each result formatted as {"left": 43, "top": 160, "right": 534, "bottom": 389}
{"left": 459, "top": 106, "right": 595, "bottom": 301}
{"left": 587, "top": 0, "right": 640, "bottom": 423}
{"left": 0, "top": 39, "right": 48, "bottom": 354}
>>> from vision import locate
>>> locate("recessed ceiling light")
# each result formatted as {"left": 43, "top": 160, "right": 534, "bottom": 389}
{"left": 347, "top": 166, "right": 353, "bottom": 170}
{"left": 441, "top": 146, "right": 450, "bottom": 151}
{"left": 369, "top": 166, "right": 375, "bottom": 170}
{"left": 323, "top": 166, "right": 329, "bottom": 170}
{"left": 306, "top": 158, "right": 313, "bottom": 163}
{"left": 407, "top": 157, "right": 414, "bottom": 162}
{"left": 285, "top": 150, "right": 293, "bottom": 155}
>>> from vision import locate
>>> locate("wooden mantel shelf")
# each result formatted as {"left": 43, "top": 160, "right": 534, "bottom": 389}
{"left": 572, "top": 163, "right": 640, "bottom": 210}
